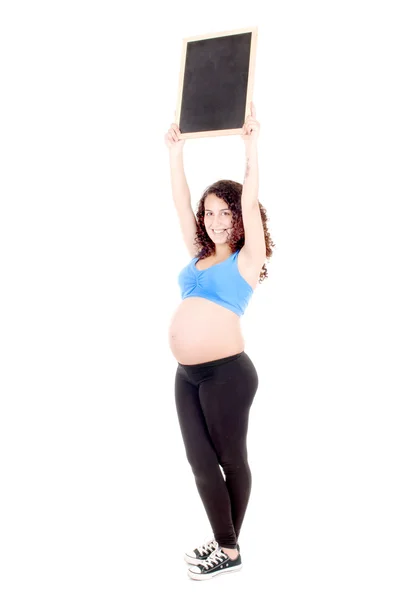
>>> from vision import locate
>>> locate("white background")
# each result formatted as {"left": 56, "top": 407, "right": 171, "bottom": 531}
{"left": 1, "top": 1, "right": 397, "bottom": 598}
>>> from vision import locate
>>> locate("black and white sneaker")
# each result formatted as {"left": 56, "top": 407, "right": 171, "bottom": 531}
{"left": 184, "top": 538, "right": 219, "bottom": 565}
{"left": 187, "top": 547, "right": 242, "bottom": 580}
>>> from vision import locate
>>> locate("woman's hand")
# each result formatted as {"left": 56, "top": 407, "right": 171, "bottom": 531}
{"left": 241, "top": 102, "right": 260, "bottom": 154}
{"left": 164, "top": 123, "right": 185, "bottom": 154}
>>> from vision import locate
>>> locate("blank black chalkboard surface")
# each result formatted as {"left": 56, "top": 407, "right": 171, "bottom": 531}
{"left": 176, "top": 27, "right": 258, "bottom": 139}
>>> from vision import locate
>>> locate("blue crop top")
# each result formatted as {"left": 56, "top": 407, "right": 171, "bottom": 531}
{"left": 177, "top": 250, "right": 254, "bottom": 317}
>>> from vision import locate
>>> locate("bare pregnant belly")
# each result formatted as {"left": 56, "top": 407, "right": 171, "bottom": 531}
{"left": 168, "top": 297, "right": 245, "bottom": 365}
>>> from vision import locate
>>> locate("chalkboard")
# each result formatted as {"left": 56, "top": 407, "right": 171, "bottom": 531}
{"left": 176, "top": 27, "right": 257, "bottom": 139}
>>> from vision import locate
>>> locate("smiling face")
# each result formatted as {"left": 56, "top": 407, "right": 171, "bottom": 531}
{"left": 204, "top": 193, "right": 234, "bottom": 244}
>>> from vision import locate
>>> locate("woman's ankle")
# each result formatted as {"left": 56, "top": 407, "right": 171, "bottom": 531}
{"left": 221, "top": 546, "right": 239, "bottom": 559}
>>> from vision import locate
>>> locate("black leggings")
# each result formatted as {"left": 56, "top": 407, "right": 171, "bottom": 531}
{"left": 174, "top": 351, "right": 258, "bottom": 549}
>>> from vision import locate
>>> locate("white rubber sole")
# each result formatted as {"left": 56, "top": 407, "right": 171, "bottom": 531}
{"left": 184, "top": 553, "right": 211, "bottom": 566}
{"left": 187, "top": 564, "right": 242, "bottom": 580}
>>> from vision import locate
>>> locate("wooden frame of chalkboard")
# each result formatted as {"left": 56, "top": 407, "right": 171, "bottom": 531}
{"left": 175, "top": 27, "right": 258, "bottom": 139}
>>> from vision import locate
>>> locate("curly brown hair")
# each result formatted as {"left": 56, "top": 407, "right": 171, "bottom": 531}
{"left": 193, "top": 180, "right": 275, "bottom": 282}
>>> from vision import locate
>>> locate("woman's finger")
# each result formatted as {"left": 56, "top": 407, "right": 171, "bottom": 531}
{"left": 245, "top": 120, "right": 260, "bottom": 131}
{"left": 171, "top": 123, "right": 181, "bottom": 134}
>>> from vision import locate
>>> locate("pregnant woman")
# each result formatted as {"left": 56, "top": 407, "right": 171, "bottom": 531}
{"left": 165, "top": 103, "right": 275, "bottom": 580}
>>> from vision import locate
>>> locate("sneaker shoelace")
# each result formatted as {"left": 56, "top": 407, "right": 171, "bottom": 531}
{"left": 197, "top": 538, "right": 218, "bottom": 556}
{"left": 201, "top": 548, "right": 228, "bottom": 570}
